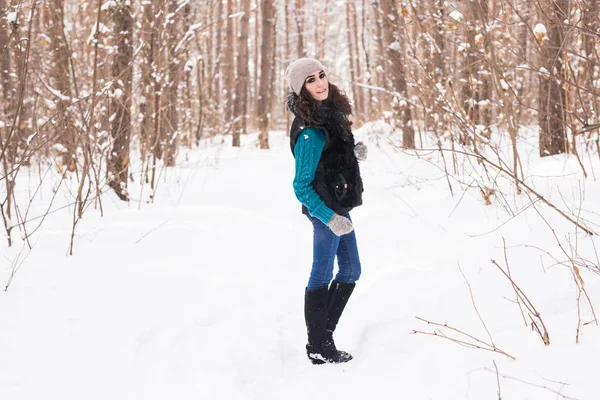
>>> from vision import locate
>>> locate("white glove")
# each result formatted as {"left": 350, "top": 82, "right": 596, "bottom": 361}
{"left": 327, "top": 214, "right": 354, "bottom": 236}
{"left": 354, "top": 141, "right": 368, "bottom": 161}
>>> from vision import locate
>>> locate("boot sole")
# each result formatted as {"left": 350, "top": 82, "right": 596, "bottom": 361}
{"left": 308, "top": 353, "right": 353, "bottom": 365}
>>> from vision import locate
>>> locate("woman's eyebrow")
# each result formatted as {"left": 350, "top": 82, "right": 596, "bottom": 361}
{"left": 305, "top": 70, "right": 324, "bottom": 81}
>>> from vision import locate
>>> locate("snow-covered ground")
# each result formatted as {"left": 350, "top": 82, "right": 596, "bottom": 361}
{"left": 2, "top": 125, "right": 600, "bottom": 399}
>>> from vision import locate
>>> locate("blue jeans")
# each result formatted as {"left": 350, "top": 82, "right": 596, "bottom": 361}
{"left": 306, "top": 213, "right": 362, "bottom": 290}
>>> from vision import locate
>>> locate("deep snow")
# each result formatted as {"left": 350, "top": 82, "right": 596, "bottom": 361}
{"left": 1, "top": 124, "right": 600, "bottom": 399}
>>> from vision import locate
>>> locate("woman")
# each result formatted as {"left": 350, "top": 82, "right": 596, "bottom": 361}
{"left": 285, "top": 58, "right": 367, "bottom": 365}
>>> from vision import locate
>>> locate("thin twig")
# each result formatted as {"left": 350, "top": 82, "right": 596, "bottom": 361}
{"left": 413, "top": 317, "right": 516, "bottom": 360}
{"left": 458, "top": 263, "right": 495, "bottom": 346}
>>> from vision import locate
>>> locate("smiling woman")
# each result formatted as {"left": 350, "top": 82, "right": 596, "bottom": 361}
{"left": 285, "top": 57, "right": 368, "bottom": 366}
{"left": 303, "top": 70, "right": 329, "bottom": 102}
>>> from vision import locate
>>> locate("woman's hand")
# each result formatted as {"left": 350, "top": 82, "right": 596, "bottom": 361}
{"left": 354, "top": 141, "right": 368, "bottom": 161}
{"left": 327, "top": 214, "right": 354, "bottom": 236}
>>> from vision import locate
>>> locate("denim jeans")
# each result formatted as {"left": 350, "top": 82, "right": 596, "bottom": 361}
{"left": 306, "top": 213, "right": 362, "bottom": 290}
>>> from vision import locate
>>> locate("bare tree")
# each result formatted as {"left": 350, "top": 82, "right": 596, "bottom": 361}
{"left": 379, "top": 0, "right": 415, "bottom": 148}
{"left": 257, "top": 0, "right": 275, "bottom": 149}
{"left": 346, "top": 1, "right": 361, "bottom": 119}
{"left": 538, "top": 0, "right": 569, "bottom": 157}
{"left": 215, "top": 0, "right": 223, "bottom": 107}
{"left": 295, "top": 0, "right": 305, "bottom": 57}
{"left": 581, "top": 0, "right": 599, "bottom": 153}
{"left": 48, "top": 0, "right": 75, "bottom": 171}
{"left": 224, "top": 0, "right": 235, "bottom": 123}
{"left": 140, "top": 0, "right": 156, "bottom": 163}
{"left": 0, "top": 0, "right": 11, "bottom": 116}
{"left": 164, "top": 0, "right": 184, "bottom": 166}
{"left": 107, "top": 0, "right": 133, "bottom": 201}
{"left": 233, "top": 0, "right": 250, "bottom": 146}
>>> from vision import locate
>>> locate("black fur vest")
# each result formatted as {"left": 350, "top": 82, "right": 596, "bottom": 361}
{"left": 288, "top": 99, "right": 363, "bottom": 216}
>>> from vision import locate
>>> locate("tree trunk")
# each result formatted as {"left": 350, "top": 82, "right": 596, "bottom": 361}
{"left": 233, "top": 0, "right": 250, "bottom": 147}
{"left": 346, "top": 1, "right": 358, "bottom": 116}
{"left": 474, "top": 0, "right": 492, "bottom": 138}
{"left": 516, "top": 0, "right": 531, "bottom": 126}
{"left": 295, "top": 0, "right": 305, "bottom": 57}
{"left": 360, "top": 0, "right": 376, "bottom": 119}
{"left": 257, "top": 0, "right": 275, "bottom": 149}
{"left": 349, "top": 2, "right": 363, "bottom": 119}
{"left": 0, "top": 0, "right": 10, "bottom": 116}
{"left": 164, "top": 0, "right": 183, "bottom": 166}
{"left": 108, "top": 0, "right": 133, "bottom": 201}
{"left": 538, "top": 0, "right": 569, "bottom": 157}
{"left": 582, "top": 0, "right": 599, "bottom": 144}
{"left": 215, "top": 0, "right": 223, "bottom": 107}
{"left": 253, "top": 0, "right": 260, "bottom": 123}
{"left": 224, "top": 0, "right": 235, "bottom": 123}
{"left": 285, "top": 0, "right": 291, "bottom": 133}
{"left": 372, "top": 2, "right": 385, "bottom": 115}
{"left": 50, "top": 0, "right": 75, "bottom": 171}
{"left": 140, "top": 0, "right": 156, "bottom": 162}
{"left": 460, "top": 1, "right": 478, "bottom": 141}
{"left": 380, "top": 0, "right": 415, "bottom": 148}
{"left": 317, "top": 0, "right": 328, "bottom": 59}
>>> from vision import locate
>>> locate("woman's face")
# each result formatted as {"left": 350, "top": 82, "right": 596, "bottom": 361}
{"left": 304, "top": 69, "right": 329, "bottom": 102}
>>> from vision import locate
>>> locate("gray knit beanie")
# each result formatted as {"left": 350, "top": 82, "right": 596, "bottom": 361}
{"left": 285, "top": 58, "right": 326, "bottom": 96}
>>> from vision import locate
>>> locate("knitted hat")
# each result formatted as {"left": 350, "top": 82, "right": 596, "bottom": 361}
{"left": 285, "top": 58, "right": 326, "bottom": 95}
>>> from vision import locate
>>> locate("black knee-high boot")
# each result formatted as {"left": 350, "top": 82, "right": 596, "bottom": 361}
{"left": 304, "top": 286, "right": 353, "bottom": 365}
{"left": 326, "top": 280, "right": 356, "bottom": 344}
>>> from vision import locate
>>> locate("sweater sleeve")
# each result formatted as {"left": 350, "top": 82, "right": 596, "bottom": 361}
{"left": 292, "top": 128, "right": 335, "bottom": 225}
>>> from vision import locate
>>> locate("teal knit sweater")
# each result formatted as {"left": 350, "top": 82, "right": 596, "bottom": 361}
{"left": 292, "top": 127, "right": 335, "bottom": 225}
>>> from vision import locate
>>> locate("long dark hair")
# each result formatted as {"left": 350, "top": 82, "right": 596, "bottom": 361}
{"left": 287, "top": 82, "right": 353, "bottom": 133}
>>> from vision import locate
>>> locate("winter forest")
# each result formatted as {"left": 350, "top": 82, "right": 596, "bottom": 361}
{"left": 2, "top": 0, "right": 600, "bottom": 399}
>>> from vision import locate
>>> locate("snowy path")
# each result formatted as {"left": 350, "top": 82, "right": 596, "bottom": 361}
{"left": 1, "top": 128, "right": 600, "bottom": 399}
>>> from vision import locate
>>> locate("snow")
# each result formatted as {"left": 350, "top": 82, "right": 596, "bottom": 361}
{"left": 1, "top": 126, "right": 600, "bottom": 399}
{"left": 47, "top": 86, "right": 71, "bottom": 102}
{"left": 458, "top": 42, "right": 470, "bottom": 53}
{"left": 176, "top": 0, "right": 190, "bottom": 13}
{"left": 51, "top": 142, "right": 68, "bottom": 153}
{"left": 534, "top": 23, "right": 547, "bottom": 35}
{"left": 100, "top": 0, "right": 117, "bottom": 11}
{"left": 87, "top": 22, "right": 110, "bottom": 43}
{"left": 6, "top": 11, "right": 17, "bottom": 24}
{"left": 449, "top": 10, "right": 463, "bottom": 22}
{"left": 388, "top": 41, "right": 401, "bottom": 52}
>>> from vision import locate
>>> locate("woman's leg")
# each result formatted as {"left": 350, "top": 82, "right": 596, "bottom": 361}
{"left": 324, "top": 214, "right": 360, "bottom": 349}
{"left": 335, "top": 214, "right": 361, "bottom": 284}
{"left": 304, "top": 215, "right": 352, "bottom": 364}
{"left": 307, "top": 215, "right": 340, "bottom": 290}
